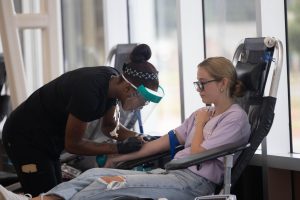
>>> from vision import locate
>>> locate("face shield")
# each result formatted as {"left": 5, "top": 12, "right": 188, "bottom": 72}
{"left": 121, "top": 74, "right": 164, "bottom": 111}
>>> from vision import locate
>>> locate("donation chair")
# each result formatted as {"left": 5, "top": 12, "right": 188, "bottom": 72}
{"left": 115, "top": 37, "right": 283, "bottom": 200}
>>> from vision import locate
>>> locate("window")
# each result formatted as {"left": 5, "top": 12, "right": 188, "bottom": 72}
{"left": 14, "top": 0, "right": 44, "bottom": 92}
{"left": 203, "top": 0, "right": 256, "bottom": 58}
{"left": 61, "top": 0, "right": 105, "bottom": 71}
{"left": 287, "top": 0, "right": 300, "bottom": 153}
{"left": 128, "top": 0, "right": 181, "bottom": 135}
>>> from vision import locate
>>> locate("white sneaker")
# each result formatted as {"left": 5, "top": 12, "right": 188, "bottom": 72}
{"left": 0, "top": 185, "right": 32, "bottom": 200}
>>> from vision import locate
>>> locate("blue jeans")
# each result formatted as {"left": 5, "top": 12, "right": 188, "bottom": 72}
{"left": 46, "top": 168, "right": 216, "bottom": 200}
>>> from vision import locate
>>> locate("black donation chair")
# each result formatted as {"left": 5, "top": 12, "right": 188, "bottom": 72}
{"left": 167, "top": 36, "right": 283, "bottom": 199}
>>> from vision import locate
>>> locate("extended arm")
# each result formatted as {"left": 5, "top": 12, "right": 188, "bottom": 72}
{"left": 105, "top": 134, "right": 170, "bottom": 167}
{"left": 64, "top": 114, "right": 119, "bottom": 155}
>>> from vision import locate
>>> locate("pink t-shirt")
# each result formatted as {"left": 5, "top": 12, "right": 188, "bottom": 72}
{"left": 174, "top": 104, "right": 251, "bottom": 184}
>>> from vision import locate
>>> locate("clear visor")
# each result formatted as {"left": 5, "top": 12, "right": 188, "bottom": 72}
{"left": 122, "top": 74, "right": 164, "bottom": 103}
{"left": 126, "top": 94, "right": 149, "bottom": 110}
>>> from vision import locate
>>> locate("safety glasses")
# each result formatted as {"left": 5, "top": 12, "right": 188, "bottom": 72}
{"left": 122, "top": 74, "right": 164, "bottom": 103}
{"left": 193, "top": 79, "right": 219, "bottom": 91}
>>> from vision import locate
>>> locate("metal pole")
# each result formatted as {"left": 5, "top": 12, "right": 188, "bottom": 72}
{"left": 223, "top": 154, "right": 234, "bottom": 195}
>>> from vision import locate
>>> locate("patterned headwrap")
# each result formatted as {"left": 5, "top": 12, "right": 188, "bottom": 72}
{"left": 123, "top": 65, "right": 158, "bottom": 81}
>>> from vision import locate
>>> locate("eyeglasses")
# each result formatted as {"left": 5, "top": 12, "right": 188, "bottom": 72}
{"left": 193, "top": 79, "right": 219, "bottom": 91}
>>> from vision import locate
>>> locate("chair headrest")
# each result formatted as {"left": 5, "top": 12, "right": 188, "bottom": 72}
{"left": 236, "top": 61, "right": 265, "bottom": 92}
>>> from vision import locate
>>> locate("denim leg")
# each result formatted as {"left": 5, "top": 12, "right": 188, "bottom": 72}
{"left": 69, "top": 169, "right": 216, "bottom": 200}
{"left": 45, "top": 168, "right": 145, "bottom": 199}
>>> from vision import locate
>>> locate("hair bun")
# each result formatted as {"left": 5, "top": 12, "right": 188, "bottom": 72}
{"left": 130, "top": 44, "right": 152, "bottom": 63}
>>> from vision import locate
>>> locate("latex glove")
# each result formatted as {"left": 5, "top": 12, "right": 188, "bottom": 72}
{"left": 117, "top": 137, "right": 143, "bottom": 154}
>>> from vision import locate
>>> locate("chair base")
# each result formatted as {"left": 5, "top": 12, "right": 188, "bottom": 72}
{"left": 195, "top": 194, "right": 236, "bottom": 200}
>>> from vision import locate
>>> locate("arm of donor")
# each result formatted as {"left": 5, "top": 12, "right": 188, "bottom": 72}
{"left": 104, "top": 134, "right": 170, "bottom": 168}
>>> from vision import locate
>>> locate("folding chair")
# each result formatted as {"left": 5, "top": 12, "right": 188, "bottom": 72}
{"left": 115, "top": 37, "right": 283, "bottom": 200}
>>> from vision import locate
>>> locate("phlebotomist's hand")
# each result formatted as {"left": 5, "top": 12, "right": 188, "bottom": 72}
{"left": 135, "top": 133, "right": 160, "bottom": 143}
{"left": 117, "top": 137, "right": 143, "bottom": 154}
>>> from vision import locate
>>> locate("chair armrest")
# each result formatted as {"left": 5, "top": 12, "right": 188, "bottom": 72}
{"left": 165, "top": 142, "right": 250, "bottom": 170}
{"left": 60, "top": 152, "right": 80, "bottom": 163}
{"left": 116, "top": 145, "right": 184, "bottom": 169}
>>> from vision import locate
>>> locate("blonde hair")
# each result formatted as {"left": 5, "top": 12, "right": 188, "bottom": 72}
{"left": 198, "top": 57, "right": 245, "bottom": 97}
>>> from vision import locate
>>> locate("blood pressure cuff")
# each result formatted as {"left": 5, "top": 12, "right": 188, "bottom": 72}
{"left": 168, "top": 130, "right": 180, "bottom": 159}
